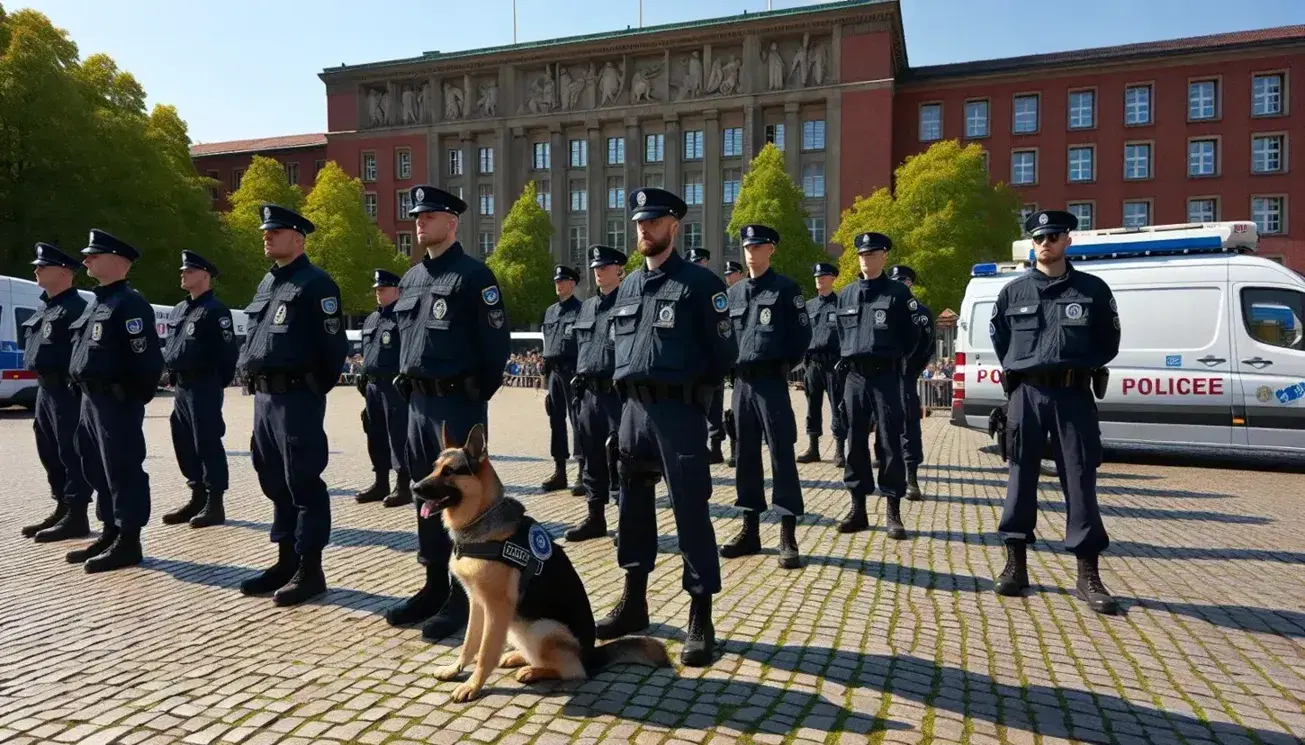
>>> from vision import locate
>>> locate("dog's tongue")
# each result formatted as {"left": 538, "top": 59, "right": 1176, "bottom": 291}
{"left": 420, "top": 502, "right": 436, "bottom": 519}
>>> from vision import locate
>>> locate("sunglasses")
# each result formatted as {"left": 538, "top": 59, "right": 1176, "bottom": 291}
{"left": 1033, "top": 232, "right": 1064, "bottom": 245}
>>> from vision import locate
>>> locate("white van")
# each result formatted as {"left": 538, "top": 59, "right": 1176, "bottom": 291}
{"left": 951, "top": 221, "right": 1305, "bottom": 456}
{"left": 0, "top": 276, "right": 96, "bottom": 409}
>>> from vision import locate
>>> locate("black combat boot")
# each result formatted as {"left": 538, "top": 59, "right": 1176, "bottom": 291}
{"left": 994, "top": 542, "right": 1029, "bottom": 597}
{"left": 385, "top": 565, "right": 448, "bottom": 626}
{"left": 84, "top": 526, "right": 143, "bottom": 573}
{"left": 565, "top": 502, "right": 607, "bottom": 542}
{"left": 355, "top": 472, "right": 389, "bottom": 504}
{"left": 541, "top": 460, "right": 568, "bottom": 491}
{"left": 421, "top": 581, "right": 469, "bottom": 640}
{"left": 34, "top": 502, "right": 90, "bottom": 543}
{"left": 383, "top": 472, "right": 412, "bottom": 508}
{"left": 1075, "top": 554, "right": 1119, "bottom": 615}
{"left": 719, "top": 511, "right": 761, "bottom": 559}
{"left": 884, "top": 497, "right": 907, "bottom": 540}
{"left": 833, "top": 438, "right": 846, "bottom": 468}
{"left": 162, "top": 487, "right": 206, "bottom": 525}
{"left": 680, "top": 595, "right": 715, "bottom": 667}
{"left": 571, "top": 460, "right": 586, "bottom": 496}
{"left": 66, "top": 523, "right": 119, "bottom": 564}
{"left": 796, "top": 435, "right": 821, "bottom": 463}
{"left": 240, "top": 542, "right": 299, "bottom": 595}
{"left": 273, "top": 550, "right": 327, "bottom": 606}
{"left": 708, "top": 440, "right": 724, "bottom": 465}
{"left": 778, "top": 515, "right": 802, "bottom": 569}
{"left": 837, "top": 495, "right": 869, "bottom": 534}
{"left": 22, "top": 501, "right": 68, "bottom": 538}
{"left": 905, "top": 465, "right": 923, "bottom": 501}
{"left": 595, "top": 571, "right": 650, "bottom": 640}
{"left": 726, "top": 436, "right": 737, "bottom": 469}
{"left": 189, "top": 490, "right": 225, "bottom": 528}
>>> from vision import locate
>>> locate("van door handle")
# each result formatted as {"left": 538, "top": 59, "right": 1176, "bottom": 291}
{"left": 1242, "top": 357, "right": 1274, "bottom": 368}
{"left": 1196, "top": 356, "right": 1226, "bottom": 365}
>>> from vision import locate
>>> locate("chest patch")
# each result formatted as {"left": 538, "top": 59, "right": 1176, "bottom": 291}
{"left": 273, "top": 304, "right": 288, "bottom": 325}
{"left": 827, "top": 312, "right": 837, "bottom": 326}
{"left": 527, "top": 524, "right": 554, "bottom": 561}
{"left": 759, "top": 307, "right": 772, "bottom": 326}
{"left": 654, "top": 302, "right": 676, "bottom": 328}
{"left": 562, "top": 323, "right": 574, "bottom": 339}
{"left": 41, "top": 322, "right": 52, "bottom": 339}
{"left": 91, "top": 322, "right": 103, "bottom": 341}
{"left": 1064, "top": 302, "right": 1085, "bottom": 320}
{"left": 433, "top": 298, "right": 448, "bottom": 320}
{"left": 381, "top": 330, "right": 391, "bottom": 345}
{"left": 186, "top": 321, "right": 197, "bottom": 336}
{"left": 874, "top": 309, "right": 887, "bottom": 325}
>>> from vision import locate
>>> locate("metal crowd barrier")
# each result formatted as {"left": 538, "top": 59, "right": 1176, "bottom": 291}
{"left": 787, "top": 366, "right": 953, "bottom": 410}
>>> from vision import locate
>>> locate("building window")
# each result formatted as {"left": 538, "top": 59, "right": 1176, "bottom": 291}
{"left": 362, "top": 153, "right": 377, "bottom": 182}
{"left": 478, "top": 184, "right": 494, "bottom": 215}
{"left": 230, "top": 169, "right": 244, "bottom": 191}
{"left": 205, "top": 170, "right": 219, "bottom": 200}
{"left": 1251, "top": 134, "right": 1285, "bottom": 174}
{"left": 606, "top": 219, "right": 626, "bottom": 250}
{"left": 285, "top": 162, "right": 300, "bottom": 185}
{"left": 314, "top": 159, "right": 326, "bottom": 174}
{"left": 644, "top": 172, "right": 664, "bottom": 189}
{"left": 535, "top": 180, "right": 552, "bottom": 211}
{"left": 644, "top": 134, "right": 664, "bottom": 163}
{"left": 1067, "top": 202, "right": 1094, "bottom": 231}
{"left": 606, "top": 176, "right": 624, "bottom": 209}
{"left": 802, "top": 120, "right": 826, "bottom": 151}
{"left": 397, "top": 190, "right": 413, "bottom": 220}
{"left": 919, "top": 104, "right": 942, "bottom": 142}
{"left": 569, "top": 139, "right": 587, "bottom": 168}
{"left": 364, "top": 192, "right": 378, "bottom": 220}
{"left": 1253, "top": 73, "right": 1285, "bottom": 117}
{"left": 683, "top": 222, "right": 703, "bottom": 250}
{"left": 1188, "top": 139, "right": 1218, "bottom": 177}
{"left": 965, "top": 100, "right": 989, "bottom": 138}
{"left": 532, "top": 142, "right": 550, "bottom": 170}
{"left": 1189, "top": 79, "right": 1218, "bottom": 121}
{"left": 478, "top": 147, "right": 494, "bottom": 174}
{"left": 1188, "top": 198, "right": 1217, "bottom": 224}
{"left": 1123, "top": 200, "right": 1151, "bottom": 227}
{"left": 1124, "top": 143, "right": 1151, "bottom": 180}
{"left": 396, "top": 149, "right": 411, "bottom": 180}
{"left": 1013, "top": 94, "right": 1039, "bottom": 134}
{"left": 765, "top": 123, "right": 785, "bottom": 151}
{"left": 606, "top": 137, "right": 625, "bottom": 165}
{"left": 478, "top": 232, "right": 494, "bottom": 257}
{"left": 1252, "top": 196, "right": 1285, "bottom": 234}
{"left": 569, "top": 225, "right": 588, "bottom": 266}
{"left": 1018, "top": 204, "right": 1038, "bottom": 229}
{"left": 1011, "top": 150, "right": 1037, "bottom": 185}
{"left": 806, "top": 217, "right": 826, "bottom": 246}
{"left": 801, "top": 163, "right": 825, "bottom": 198}
{"left": 683, "top": 176, "right": 704, "bottom": 206}
{"left": 569, "top": 180, "right": 587, "bottom": 212}
{"left": 1125, "top": 84, "right": 1152, "bottom": 126}
{"left": 723, "top": 127, "right": 744, "bottom": 157}
{"left": 1067, "top": 146, "right": 1094, "bottom": 183}
{"left": 683, "top": 130, "right": 704, "bottom": 160}
{"left": 397, "top": 232, "right": 413, "bottom": 257}
{"left": 448, "top": 149, "right": 464, "bottom": 176}
{"left": 1068, "top": 90, "right": 1095, "bottom": 130}
{"left": 722, "top": 168, "right": 741, "bottom": 204}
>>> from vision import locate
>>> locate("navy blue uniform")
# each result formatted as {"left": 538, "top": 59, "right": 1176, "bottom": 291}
{"left": 874, "top": 298, "right": 935, "bottom": 469}
{"left": 239, "top": 254, "right": 347, "bottom": 554}
{"left": 803, "top": 291, "right": 846, "bottom": 441}
{"left": 23, "top": 287, "right": 91, "bottom": 510}
{"left": 542, "top": 295, "right": 583, "bottom": 463}
{"left": 69, "top": 280, "right": 164, "bottom": 530}
{"left": 572, "top": 289, "right": 623, "bottom": 508}
{"left": 163, "top": 290, "right": 238, "bottom": 497}
{"left": 360, "top": 301, "right": 408, "bottom": 480}
{"left": 727, "top": 268, "right": 810, "bottom": 515}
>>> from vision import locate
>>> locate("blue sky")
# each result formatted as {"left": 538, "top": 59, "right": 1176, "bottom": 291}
{"left": 14, "top": 0, "right": 1305, "bottom": 144}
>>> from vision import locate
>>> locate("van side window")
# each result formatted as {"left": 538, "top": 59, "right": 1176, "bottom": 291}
{"left": 13, "top": 307, "right": 36, "bottom": 350}
{"left": 1241, "top": 288, "right": 1305, "bottom": 351}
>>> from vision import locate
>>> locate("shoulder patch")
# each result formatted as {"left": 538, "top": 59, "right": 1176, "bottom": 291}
{"left": 325, "top": 318, "right": 341, "bottom": 334}
{"left": 712, "top": 292, "right": 728, "bottom": 313}
{"left": 488, "top": 309, "right": 505, "bottom": 329}
{"left": 125, "top": 317, "right": 143, "bottom": 335}
{"left": 793, "top": 295, "right": 805, "bottom": 309}
{"left": 321, "top": 297, "right": 339, "bottom": 315}
{"left": 218, "top": 316, "right": 232, "bottom": 329}
{"left": 908, "top": 298, "right": 919, "bottom": 311}
{"left": 130, "top": 337, "right": 146, "bottom": 353}
{"left": 527, "top": 524, "right": 553, "bottom": 561}
{"left": 482, "top": 285, "right": 501, "bottom": 305}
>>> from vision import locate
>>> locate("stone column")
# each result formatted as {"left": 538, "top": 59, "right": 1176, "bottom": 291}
{"left": 585, "top": 120, "right": 603, "bottom": 289}
{"left": 743, "top": 98, "right": 761, "bottom": 165}
{"left": 549, "top": 124, "right": 565, "bottom": 263}
{"left": 663, "top": 115, "right": 682, "bottom": 252}
{"left": 704, "top": 108, "right": 722, "bottom": 273}
{"left": 784, "top": 101, "right": 801, "bottom": 182}
{"left": 624, "top": 116, "right": 642, "bottom": 255}
{"left": 825, "top": 92, "right": 842, "bottom": 254}
{"left": 462, "top": 132, "right": 478, "bottom": 238}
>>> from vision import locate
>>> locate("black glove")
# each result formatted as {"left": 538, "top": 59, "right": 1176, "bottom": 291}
{"left": 1000, "top": 370, "right": 1017, "bottom": 398}
{"left": 393, "top": 375, "right": 412, "bottom": 401}
{"left": 1091, "top": 368, "right": 1109, "bottom": 400}
{"left": 356, "top": 375, "right": 368, "bottom": 395}
{"left": 544, "top": 393, "right": 553, "bottom": 417}
{"left": 361, "top": 407, "right": 369, "bottom": 434}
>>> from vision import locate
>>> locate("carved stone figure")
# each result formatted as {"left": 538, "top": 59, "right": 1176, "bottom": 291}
{"left": 477, "top": 82, "right": 498, "bottom": 117}
{"left": 418, "top": 82, "right": 432, "bottom": 122}
{"left": 401, "top": 87, "right": 418, "bottom": 124}
{"left": 705, "top": 56, "right": 724, "bottom": 94}
{"left": 558, "top": 64, "right": 593, "bottom": 110}
{"left": 524, "top": 65, "right": 556, "bottom": 114}
{"left": 810, "top": 44, "right": 827, "bottom": 86}
{"left": 630, "top": 63, "right": 661, "bottom": 104}
{"left": 598, "top": 60, "right": 625, "bottom": 106}
{"left": 366, "top": 89, "right": 383, "bottom": 127}
{"left": 680, "top": 50, "right": 703, "bottom": 100}
{"left": 380, "top": 90, "right": 394, "bottom": 124}
{"left": 763, "top": 42, "right": 785, "bottom": 91}
{"left": 790, "top": 37, "right": 809, "bottom": 87}
{"left": 720, "top": 57, "right": 741, "bottom": 95}
{"left": 443, "top": 82, "right": 464, "bottom": 120}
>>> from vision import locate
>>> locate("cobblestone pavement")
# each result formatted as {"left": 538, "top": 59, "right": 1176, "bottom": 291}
{"left": 1, "top": 387, "right": 1303, "bottom": 745}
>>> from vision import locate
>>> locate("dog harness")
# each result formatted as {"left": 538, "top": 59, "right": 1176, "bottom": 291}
{"left": 453, "top": 516, "right": 554, "bottom": 594}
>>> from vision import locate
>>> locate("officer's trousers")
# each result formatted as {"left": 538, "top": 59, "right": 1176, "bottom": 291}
{"left": 251, "top": 391, "right": 330, "bottom": 553}
{"left": 364, "top": 377, "right": 408, "bottom": 475}
{"left": 803, "top": 361, "right": 846, "bottom": 439}
{"left": 616, "top": 396, "right": 720, "bottom": 595}
{"left": 76, "top": 391, "right": 149, "bottom": 528}
{"left": 733, "top": 373, "right": 804, "bottom": 515}
{"left": 545, "top": 368, "right": 578, "bottom": 461}
{"left": 34, "top": 382, "right": 90, "bottom": 506}
{"left": 707, "top": 384, "right": 725, "bottom": 444}
{"left": 170, "top": 378, "right": 228, "bottom": 493}
{"left": 842, "top": 365, "right": 908, "bottom": 499}
{"left": 999, "top": 382, "right": 1109, "bottom": 556}
{"left": 407, "top": 391, "right": 487, "bottom": 566}
{"left": 873, "top": 377, "right": 924, "bottom": 468}
{"left": 576, "top": 386, "right": 622, "bottom": 506}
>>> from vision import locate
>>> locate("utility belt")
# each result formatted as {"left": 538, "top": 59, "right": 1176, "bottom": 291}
{"left": 573, "top": 375, "right": 617, "bottom": 395}
{"left": 1008, "top": 368, "right": 1108, "bottom": 400}
{"left": 77, "top": 378, "right": 128, "bottom": 400}
{"left": 37, "top": 371, "right": 71, "bottom": 389}
{"left": 408, "top": 374, "right": 480, "bottom": 400}
{"left": 841, "top": 356, "right": 901, "bottom": 376}
{"left": 734, "top": 360, "right": 792, "bottom": 379}
{"left": 360, "top": 372, "right": 398, "bottom": 386}
{"left": 541, "top": 360, "right": 574, "bottom": 377}
{"left": 250, "top": 372, "right": 320, "bottom": 395}
{"left": 805, "top": 352, "right": 840, "bottom": 367}
{"left": 170, "top": 370, "right": 217, "bottom": 388}
{"left": 618, "top": 380, "right": 713, "bottom": 407}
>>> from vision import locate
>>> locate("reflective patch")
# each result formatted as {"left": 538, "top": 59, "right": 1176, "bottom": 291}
{"left": 482, "top": 286, "right": 500, "bottom": 305}
{"left": 186, "top": 322, "right": 196, "bottom": 336}
{"left": 717, "top": 319, "right": 731, "bottom": 338}
{"left": 92, "top": 322, "right": 103, "bottom": 342}
{"left": 125, "top": 317, "right": 143, "bottom": 335}
{"left": 41, "top": 322, "right": 52, "bottom": 339}
{"left": 793, "top": 295, "right": 804, "bottom": 309}
{"left": 1064, "top": 303, "right": 1084, "bottom": 320}
{"left": 130, "top": 337, "right": 146, "bottom": 353}
{"left": 325, "top": 318, "right": 341, "bottom": 334}
{"left": 915, "top": 314, "right": 930, "bottom": 326}
{"left": 433, "top": 298, "right": 448, "bottom": 320}
{"left": 759, "top": 307, "right": 772, "bottom": 326}
{"left": 908, "top": 298, "right": 918, "bottom": 311}
{"left": 527, "top": 524, "right": 553, "bottom": 561}
{"left": 488, "top": 309, "right": 505, "bottom": 329}
{"left": 219, "top": 316, "right": 232, "bottom": 329}
{"left": 712, "top": 292, "right": 728, "bottom": 313}
{"left": 874, "top": 310, "right": 887, "bottom": 325}
{"left": 654, "top": 303, "right": 676, "bottom": 328}
{"left": 321, "top": 297, "right": 339, "bottom": 315}
{"left": 273, "top": 304, "right": 288, "bottom": 325}
{"left": 381, "top": 330, "right": 391, "bottom": 345}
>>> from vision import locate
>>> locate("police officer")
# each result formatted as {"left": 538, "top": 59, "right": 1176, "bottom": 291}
{"left": 563, "top": 244, "right": 627, "bottom": 542}
{"left": 797, "top": 262, "right": 847, "bottom": 468}
{"left": 20, "top": 243, "right": 92, "bottom": 543}
{"left": 355, "top": 269, "right": 411, "bottom": 508}
{"left": 160, "top": 251, "right": 239, "bottom": 528}
{"left": 595, "top": 187, "right": 736, "bottom": 667}
{"left": 383, "top": 185, "right": 510, "bottom": 640}
{"left": 990, "top": 210, "right": 1121, "bottom": 615}
{"left": 237, "top": 204, "right": 348, "bottom": 606}
{"left": 876, "top": 264, "right": 935, "bottom": 501}
{"left": 835, "top": 232, "right": 927, "bottom": 539}
{"left": 720, "top": 225, "right": 811, "bottom": 569}
{"left": 540, "top": 264, "right": 584, "bottom": 494}
{"left": 687, "top": 248, "right": 727, "bottom": 464}
{"left": 721, "top": 260, "right": 744, "bottom": 467}
{"left": 65, "top": 230, "right": 165, "bottom": 572}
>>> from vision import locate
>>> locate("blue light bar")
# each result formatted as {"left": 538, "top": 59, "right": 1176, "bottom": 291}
{"left": 971, "top": 263, "right": 999, "bottom": 277}
{"left": 1025, "top": 235, "right": 1239, "bottom": 263}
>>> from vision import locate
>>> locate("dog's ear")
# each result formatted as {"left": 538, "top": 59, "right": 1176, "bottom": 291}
{"left": 464, "top": 423, "right": 487, "bottom": 462}
{"left": 440, "top": 421, "right": 459, "bottom": 450}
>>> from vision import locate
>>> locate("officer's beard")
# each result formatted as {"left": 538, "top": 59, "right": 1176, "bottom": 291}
{"left": 637, "top": 236, "right": 672, "bottom": 258}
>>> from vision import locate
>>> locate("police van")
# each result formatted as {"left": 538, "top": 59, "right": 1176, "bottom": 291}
{"left": 0, "top": 276, "right": 95, "bottom": 409}
{"left": 951, "top": 221, "right": 1305, "bottom": 456}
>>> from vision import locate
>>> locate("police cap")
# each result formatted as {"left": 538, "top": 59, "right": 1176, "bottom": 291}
{"left": 259, "top": 204, "right": 315, "bottom": 235}
{"left": 628, "top": 187, "right": 687, "bottom": 222}
{"left": 373, "top": 269, "right": 401, "bottom": 288}
{"left": 31, "top": 243, "right": 81, "bottom": 270}
{"left": 82, "top": 229, "right": 140, "bottom": 261}
{"left": 854, "top": 232, "right": 892, "bottom": 254}
{"left": 888, "top": 264, "right": 917, "bottom": 283}
{"left": 741, "top": 224, "right": 780, "bottom": 247}
{"left": 180, "top": 249, "right": 220, "bottom": 277}
{"left": 686, "top": 247, "right": 710, "bottom": 263}
{"left": 1025, "top": 209, "right": 1078, "bottom": 237}
{"left": 723, "top": 261, "right": 743, "bottom": 275}
{"left": 588, "top": 245, "right": 627, "bottom": 268}
{"left": 409, "top": 185, "right": 467, "bottom": 216}
{"left": 553, "top": 264, "right": 580, "bottom": 283}
{"left": 813, "top": 262, "right": 839, "bottom": 278}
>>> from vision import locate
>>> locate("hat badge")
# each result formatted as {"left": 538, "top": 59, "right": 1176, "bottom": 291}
{"left": 263, "top": 207, "right": 272, "bottom": 221}
{"left": 746, "top": 226, "right": 755, "bottom": 238}
{"left": 415, "top": 187, "right": 425, "bottom": 203}
{"left": 593, "top": 247, "right": 601, "bottom": 259}
{"left": 635, "top": 190, "right": 647, "bottom": 207}
{"left": 1038, "top": 213, "right": 1048, "bottom": 226}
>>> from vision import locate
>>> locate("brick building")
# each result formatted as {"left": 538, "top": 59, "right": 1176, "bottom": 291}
{"left": 191, "top": 0, "right": 1305, "bottom": 272}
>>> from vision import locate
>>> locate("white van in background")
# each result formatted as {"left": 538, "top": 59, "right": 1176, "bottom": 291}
{"left": 0, "top": 276, "right": 95, "bottom": 409}
{"left": 951, "top": 221, "right": 1305, "bottom": 456}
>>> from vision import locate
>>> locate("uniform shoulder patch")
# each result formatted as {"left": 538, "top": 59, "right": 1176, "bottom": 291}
{"left": 218, "top": 316, "right": 232, "bottom": 329}
{"left": 482, "top": 285, "right": 501, "bottom": 305}
{"left": 712, "top": 292, "right": 728, "bottom": 313}
{"left": 130, "top": 337, "right": 146, "bottom": 353}
{"left": 527, "top": 523, "right": 553, "bottom": 561}
{"left": 488, "top": 309, "right": 505, "bottom": 329}
{"left": 321, "top": 297, "right": 339, "bottom": 315}
{"left": 908, "top": 298, "right": 919, "bottom": 311}
{"left": 125, "top": 317, "right": 143, "bottom": 335}
{"left": 325, "top": 318, "right": 341, "bottom": 334}
{"left": 793, "top": 294, "right": 805, "bottom": 309}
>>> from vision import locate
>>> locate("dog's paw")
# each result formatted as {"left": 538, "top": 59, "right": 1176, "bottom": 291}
{"left": 499, "top": 651, "right": 528, "bottom": 668}
{"left": 515, "top": 666, "right": 552, "bottom": 684}
{"left": 450, "top": 681, "right": 482, "bottom": 703}
{"left": 433, "top": 664, "right": 463, "bottom": 681}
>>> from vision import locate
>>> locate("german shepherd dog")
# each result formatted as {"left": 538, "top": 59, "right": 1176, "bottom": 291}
{"left": 414, "top": 423, "right": 669, "bottom": 702}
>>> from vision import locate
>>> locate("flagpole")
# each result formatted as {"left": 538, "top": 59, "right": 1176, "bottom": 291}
{"left": 639, "top": 0, "right": 643, "bottom": 28}
{"left": 513, "top": 0, "right": 518, "bottom": 43}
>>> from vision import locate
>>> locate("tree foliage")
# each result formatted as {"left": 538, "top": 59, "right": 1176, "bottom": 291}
{"left": 486, "top": 180, "right": 555, "bottom": 329}
{"left": 726, "top": 143, "right": 828, "bottom": 296}
{"left": 218, "top": 154, "right": 308, "bottom": 305}
{"left": 831, "top": 140, "right": 1022, "bottom": 313}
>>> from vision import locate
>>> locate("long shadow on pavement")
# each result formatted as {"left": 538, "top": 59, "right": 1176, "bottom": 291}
{"left": 927, "top": 494, "right": 1268, "bottom": 524}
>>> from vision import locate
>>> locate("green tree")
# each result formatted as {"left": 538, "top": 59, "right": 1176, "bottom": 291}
{"left": 832, "top": 140, "right": 1021, "bottom": 313}
{"left": 219, "top": 154, "right": 308, "bottom": 304}
{"left": 726, "top": 143, "right": 828, "bottom": 296}
{"left": 486, "top": 180, "right": 555, "bottom": 329}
